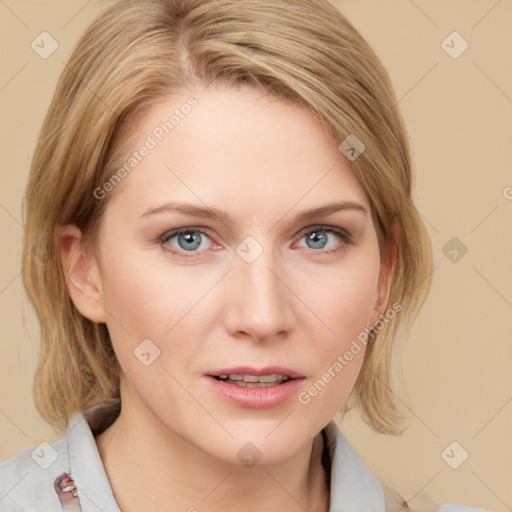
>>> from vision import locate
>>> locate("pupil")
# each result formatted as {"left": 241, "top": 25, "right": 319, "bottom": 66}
{"left": 179, "top": 231, "right": 201, "bottom": 250}
{"left": 307, "top": 231, "right": 327, "bottom": 249}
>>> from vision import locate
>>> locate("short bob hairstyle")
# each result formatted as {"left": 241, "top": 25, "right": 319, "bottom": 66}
{"left": 22, "top": 0, "right": 433, "bottom": 435}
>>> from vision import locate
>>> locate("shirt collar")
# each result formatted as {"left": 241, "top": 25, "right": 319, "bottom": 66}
{"left": 66, "top": 411, "right": 121, "bottom": 511}
{"left": 322, "top": 420, "right": 385, "bottom": 510}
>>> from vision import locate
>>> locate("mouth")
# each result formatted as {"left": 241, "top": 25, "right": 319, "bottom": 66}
{"left": 205, "top": 366, "right": 305, "bottom": 408}
{"left": 206, "top": 366, "right": 304, "bottom": 387}
{"left": 211, "top": 374, "right": 293, "bottom": 387}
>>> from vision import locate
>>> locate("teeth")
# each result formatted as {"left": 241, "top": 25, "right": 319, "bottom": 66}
{"left": 255, "top": 374, "right": 285, "bottom": 383}
{"left": 235, "top": 374, "right": 288, "bottom": 383}
{"left": 227, "top": 374, "right": 246, "bottom": 381}
{"left": 229, "top": 381, "right": 277, "bottom": 387}
{"left": 241, "top": 375, "right": 260, "bottom": 383}
{"left": 216, "top": 374, "right": 291, "bottom": 385}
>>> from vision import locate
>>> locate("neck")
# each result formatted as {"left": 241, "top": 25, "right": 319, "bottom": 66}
{"left": 94, "top": 385, "right": 330, "bottom": 512}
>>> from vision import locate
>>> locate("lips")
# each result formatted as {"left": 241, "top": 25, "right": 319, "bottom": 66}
{"left": 204, "top": 367, "right": 305, "bottom": 408}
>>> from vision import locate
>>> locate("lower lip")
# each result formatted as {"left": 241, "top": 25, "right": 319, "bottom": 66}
{"left": 204, "top": 376, "right": 304, "bottom": 409}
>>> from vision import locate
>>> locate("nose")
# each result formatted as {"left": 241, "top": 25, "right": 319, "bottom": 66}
{"left": 223, "top": 247, "right": 296, "bottom": 342}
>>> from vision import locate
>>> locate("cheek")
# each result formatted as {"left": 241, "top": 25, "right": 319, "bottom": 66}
{"left": 97, "top": 245, "right": 174, "bottom": 360}
{"left": 98, "top": 246, "right": 218, "bottom": 369}
{"left": 301, "top": 251, "right": 381, "bottom": 345}
{"left": 100, "top": 241, "right": 187, "bottom": 326}
{"left": 295, "top": 282, "right": 374, "bottom": 424}
{"left": 102, "top": 261, "right": 163, "bottom": 328}
{"left": 294, "top": 251, "right": 380, "bottom": 404}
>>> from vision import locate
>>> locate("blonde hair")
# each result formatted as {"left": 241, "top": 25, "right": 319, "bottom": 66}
{"left": 22, "top": 0, "right": 433, "bottom": 434}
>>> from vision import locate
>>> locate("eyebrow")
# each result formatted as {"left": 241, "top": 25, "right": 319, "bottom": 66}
{"left": 139, "top": 200, "right": 367, "bottom": 226}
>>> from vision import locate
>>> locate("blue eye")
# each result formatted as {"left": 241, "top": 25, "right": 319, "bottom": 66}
{"left": 305, "top": 230, "right": 330, "bottom": 249}
{"left": 296, "top": 226, "right": 352, "bottom": 253}
{"left": 161, "top": 228, "right": 212, "bottom": 255}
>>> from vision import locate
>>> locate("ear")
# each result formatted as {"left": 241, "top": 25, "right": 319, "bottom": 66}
{"left": 369, "top": 222, "right": 399, "bottom": 326}
{"left": 57, "top": 224, "right": 107, "bottom": 323}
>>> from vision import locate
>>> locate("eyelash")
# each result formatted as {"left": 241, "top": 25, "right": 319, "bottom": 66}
{"left": 159, "top": 225, "right": 354, "bottom": 258}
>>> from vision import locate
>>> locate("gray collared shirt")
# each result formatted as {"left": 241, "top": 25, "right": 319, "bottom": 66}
{"left": 0, "top": 408, "right": 495, "bottom": 512}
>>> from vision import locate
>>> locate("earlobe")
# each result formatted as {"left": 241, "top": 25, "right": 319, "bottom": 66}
{"left": 57, "top": 224, "right": 107, "bottom": 324}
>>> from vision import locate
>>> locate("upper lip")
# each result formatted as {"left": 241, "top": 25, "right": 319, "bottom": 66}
{"left": 206, "top": 366, "right": 305, "bottom": 379}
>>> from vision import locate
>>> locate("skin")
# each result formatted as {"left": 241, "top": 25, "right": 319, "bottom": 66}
{"left": 59, "top": 83, "right": 395, "bottom": 512}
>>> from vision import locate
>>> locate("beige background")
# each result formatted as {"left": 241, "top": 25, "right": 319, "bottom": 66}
{"left": 1, "top": 1, "right": 511, "bottom": 510}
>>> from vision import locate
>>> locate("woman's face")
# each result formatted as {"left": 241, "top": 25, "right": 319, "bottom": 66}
{"left": 81, "top": 84, "right": 392, "bottom": 464}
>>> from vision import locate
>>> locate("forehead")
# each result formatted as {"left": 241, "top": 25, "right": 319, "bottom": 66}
{"left": 104, "top": 84, "right": 370, "bottom": 217}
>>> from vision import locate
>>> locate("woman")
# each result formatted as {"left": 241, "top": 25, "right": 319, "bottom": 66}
{"left": 0, "top": 0, "right": 488, "bottom": 510}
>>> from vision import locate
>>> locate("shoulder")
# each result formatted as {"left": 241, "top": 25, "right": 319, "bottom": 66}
{"left": 1, "top": 404, "right": 122, "bottom": 512}
{"left": 436, "top": 504, "right": 498, "bottom": 512}
{"left": 323, "top": 423, "right": 495, "bottom": 512}
{"left": 382, "top": 492, "right": 497, "bottom": 512}
{"left": 0, "top": 432, "right": 71, "bottom": 511}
